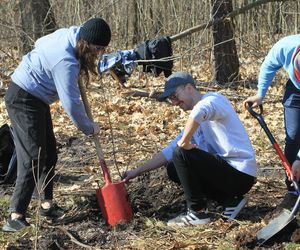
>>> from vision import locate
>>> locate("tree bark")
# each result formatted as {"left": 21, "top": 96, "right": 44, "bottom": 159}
{"left": 18, "top": 0, "right": 57, "bottom": 55}
{"left": 211, "top": 0, "right": 239, "bottom": 84}
{"left": 131, "top": 0, "right": 139, "bottom": 45}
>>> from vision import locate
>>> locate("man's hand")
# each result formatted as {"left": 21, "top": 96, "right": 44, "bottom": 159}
{"left": 243, "top": 96, "right": 263, "bottom": 108}
{"left": 122, "top": 169, "right": 140, "bottom": 183}
{"left": 92, "top": 122, "right": 100, "bottom": 134}
{"left": 292, "top": 160, "right": 300, "bottom": 181}
{"left": 177, "top": 138, "right": 197, "bottom": 150}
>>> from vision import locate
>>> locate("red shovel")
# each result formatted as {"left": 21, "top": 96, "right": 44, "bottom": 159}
{"left": 79, "top": 80, "right": 133, "bottom": 226}
{"left": 247, "top": 103, "right": 300, "bottom": 244}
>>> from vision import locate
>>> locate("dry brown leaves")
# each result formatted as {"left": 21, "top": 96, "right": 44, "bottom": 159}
{"left": 0, "top": 50, "right": 299, "bottom": 249}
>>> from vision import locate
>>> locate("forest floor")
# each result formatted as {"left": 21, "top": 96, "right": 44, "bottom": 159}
{"left": 1, "top": 52, "right": 300, "bottom": 249}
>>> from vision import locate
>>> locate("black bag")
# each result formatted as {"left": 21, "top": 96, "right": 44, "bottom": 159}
{"left": 0, "top": 124, "right": 17, "bottom": 184}
{"left": 134, "top": 36, "right": 173, "bottom": 77}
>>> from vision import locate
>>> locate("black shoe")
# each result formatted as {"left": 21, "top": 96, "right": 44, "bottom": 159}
{"left": 222, "top": 196, "right": 247, "bottom": 220}
{"left": 40, "top": 204, "right": 64, "bottom": 219}
{"left": 2, "top": 216, "right": 30, "bottom": 232}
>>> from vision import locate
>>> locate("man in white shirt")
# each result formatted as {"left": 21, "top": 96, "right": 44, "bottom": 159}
{"left": 123, "top": 72, "right": 257, "bottom": 226}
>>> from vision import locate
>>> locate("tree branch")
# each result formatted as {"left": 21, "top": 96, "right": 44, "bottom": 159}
{"left": 170, "top": 0, "right": 290, "bottom": 42}
{"left": 56, "top": 226, "right": 101, "bottom": 249}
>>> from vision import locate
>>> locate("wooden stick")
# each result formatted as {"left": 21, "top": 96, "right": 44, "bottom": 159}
{"left": 122, "top": 90, "right": 163, "bottom": 100}
{"left": 78, "top": 78, "right": 111, "bottom": 183}
{"left": 110, "top": 70, "right": 127, "bottom": 88}
{"left": 56, "top": 226, "right": 101, "bottom": 250}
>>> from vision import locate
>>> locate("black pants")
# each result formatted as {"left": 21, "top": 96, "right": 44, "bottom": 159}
{"left": 167, "top": 147, "right": 255, "bottom": 211}
{"left": 5, "top": 82, "right": 57, "bottom": 216}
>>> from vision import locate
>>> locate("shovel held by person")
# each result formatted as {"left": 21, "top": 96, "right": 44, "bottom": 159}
{"left": 246, "top": 103, "right": 300, "bottom": 244}
{"left": 79, "top": 79, "right": 133, "bottom": 226}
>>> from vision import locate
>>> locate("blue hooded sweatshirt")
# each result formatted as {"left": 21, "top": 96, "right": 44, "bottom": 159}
{"left": 11, "top": 26, "right": 94, "bottom": 135}
{"left": 258, "top": 34, "right": 300, "bottom": 98}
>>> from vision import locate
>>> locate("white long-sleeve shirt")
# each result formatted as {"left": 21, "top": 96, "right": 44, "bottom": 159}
{"left": 162, "top": 92, "right": 257, "bottom": 177}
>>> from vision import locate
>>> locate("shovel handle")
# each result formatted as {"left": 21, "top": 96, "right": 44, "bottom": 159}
{"left": 246, "top": 101, "right": 263, "bottom": 116}
{"left": 246, "top": 102, "right": 296, "bottom": 186}
{"left": 78, "top": 78, "right": 112, "bottom": 184}
{"left": 246, "top": 102, "right": 275, "bottom": 144}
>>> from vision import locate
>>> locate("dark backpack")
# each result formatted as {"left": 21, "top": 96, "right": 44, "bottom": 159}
{"left": 134, "top": 36, "right": 173, "bottom": 77}
{"left": 0, "top": 124, "right": 17, "bottom": 184}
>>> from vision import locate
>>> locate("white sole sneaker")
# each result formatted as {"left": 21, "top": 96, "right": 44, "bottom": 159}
{"left": 167, "top": 210, "right": 211, "bottom": 226}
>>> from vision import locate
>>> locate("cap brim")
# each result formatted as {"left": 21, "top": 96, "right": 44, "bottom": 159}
{"left": 158, "top": 88, "right": 176, "bottom": 102}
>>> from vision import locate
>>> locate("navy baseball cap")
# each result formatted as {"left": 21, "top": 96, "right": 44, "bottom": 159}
{"left": 158, "top": 72, "right": 195, "bottom": 101}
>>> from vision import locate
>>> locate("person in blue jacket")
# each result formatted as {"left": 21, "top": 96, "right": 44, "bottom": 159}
{"left": 3, "top": 17, "right": 111, "bottom": 232}
{"left": 244, "top": 35, "right": 300, "bottom": 203}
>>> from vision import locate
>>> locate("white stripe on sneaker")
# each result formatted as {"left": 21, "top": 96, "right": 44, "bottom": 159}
{"left": 181, "top": 216, "right": 191, "bottom": 225}
{"left": 167, "top": 210, "right": 211, "bottom": 226}
{"left": 223, "top": 197, "right": 247, "bottom": 220}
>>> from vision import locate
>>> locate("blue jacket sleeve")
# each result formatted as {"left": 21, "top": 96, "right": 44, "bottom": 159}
{"left": 257, "top": 43, "right": 284, "bottom": 98}
{"left": 51, "top": 59, "right": 94, "bottom": 135}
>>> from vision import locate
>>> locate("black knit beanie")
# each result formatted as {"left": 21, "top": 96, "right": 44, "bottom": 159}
{"left": 80, "top": 18, "right": 111, "bottom": 46}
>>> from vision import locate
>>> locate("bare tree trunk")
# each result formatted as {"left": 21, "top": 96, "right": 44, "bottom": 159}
{"left": 132, "top": 0, "right": 139, "bottom": 45}
{"left": 18, "top": 0, "right": 57, "bottom": 55}
{"left": 211, "top": 0, "right": 239, "bottom": 84}
{"left": 274, "top": 2, "right": 283, "bottom": 34}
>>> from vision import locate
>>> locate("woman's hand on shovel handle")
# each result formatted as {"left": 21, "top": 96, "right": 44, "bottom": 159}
{"left": 122, "top": 169, "right": 140, "bottom": 183}
{"left": 292, "top": 160, "right": 300, "bottom": 181}
{"left": 243, "top": 96, "right": 263, "bottom": 108}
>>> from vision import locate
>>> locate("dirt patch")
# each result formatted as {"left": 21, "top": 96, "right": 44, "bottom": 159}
{"left": 2, "top": 165, "right": 300, "bottom": 249}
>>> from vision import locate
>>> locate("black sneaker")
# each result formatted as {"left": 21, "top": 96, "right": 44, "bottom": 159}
{"left": 222, "top": 196, "right": 247, "bottom": 220}
{"left": 167, "top": 209, "right": 211, "bottom": 226}
{"left": 2, "top": 216, "right": 30, "bottom": 232}
{"left": 40, "top": 204, "right": 64, "bottom": 219}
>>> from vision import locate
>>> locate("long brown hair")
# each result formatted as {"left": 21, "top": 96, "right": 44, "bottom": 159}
{"left": 75, "top": 38, "right": 98, "bottom": 83}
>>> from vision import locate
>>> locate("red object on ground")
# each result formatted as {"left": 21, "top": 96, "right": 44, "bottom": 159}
{"left": 96, "top": 160, "right": 133, "bottom": 226}
{"left": 79, "top": 81, "right": 133, "bottom": 226}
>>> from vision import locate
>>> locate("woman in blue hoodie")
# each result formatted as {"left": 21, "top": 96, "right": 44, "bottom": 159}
{"left": 3, "top": 18, "right": 111, "bottom": 232}
{"left": 244, "top": 35, "right": 300, "bottom": 202}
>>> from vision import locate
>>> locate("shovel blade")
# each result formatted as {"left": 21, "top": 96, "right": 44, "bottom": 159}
{"left": 257, "top": 209, "right": 295, "bottom": 244}
{"left": 96, "top": 181, "right": 133, "bottom": 226}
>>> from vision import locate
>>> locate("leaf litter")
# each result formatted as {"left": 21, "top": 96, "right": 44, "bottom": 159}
{"left": 1, "top": 56, "right": 300, "bottom": 249}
